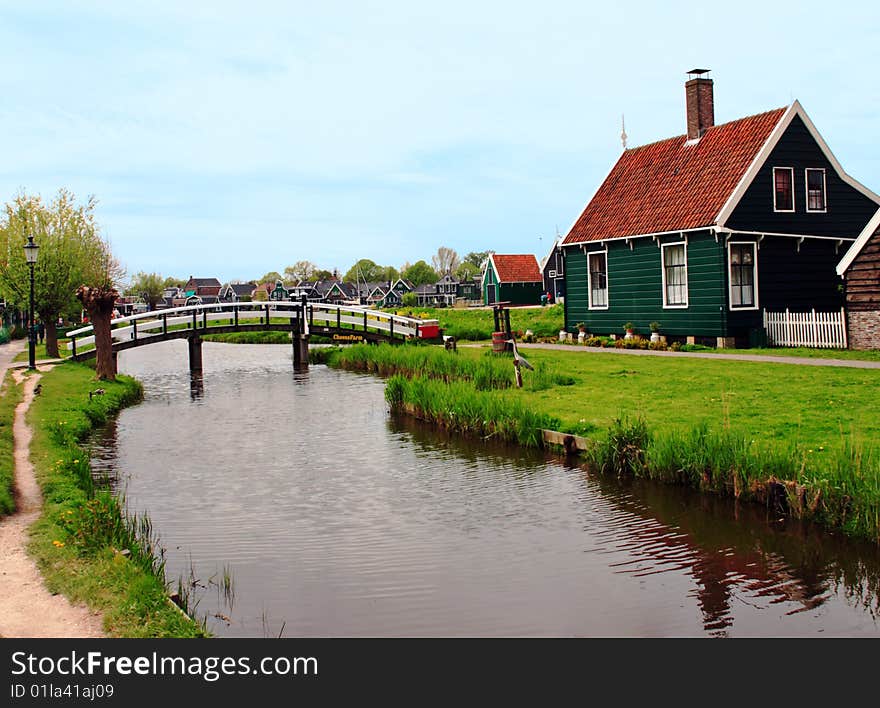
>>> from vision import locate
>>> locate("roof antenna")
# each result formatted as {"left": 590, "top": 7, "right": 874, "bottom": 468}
{"left": 620, "top": 114, "right": 628, "bottom": 150}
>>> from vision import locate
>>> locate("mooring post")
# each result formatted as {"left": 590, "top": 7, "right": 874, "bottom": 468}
{"left": 292, "top": 333, "right": 309, "bottom": 366}
{"left": 188, "top": 334, "right": 203, "bottom": 376}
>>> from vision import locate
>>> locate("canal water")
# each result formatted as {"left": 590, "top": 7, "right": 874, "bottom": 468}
{"left": 88, "top": 341, "right": 880, "bottom": 637}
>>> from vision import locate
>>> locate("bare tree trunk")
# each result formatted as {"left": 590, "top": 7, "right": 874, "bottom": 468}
{"left": 39, "top": 312, "right": 60, "bottom": 358}
{"left": 76, "top": 285, "right": 118, "bottom": 381}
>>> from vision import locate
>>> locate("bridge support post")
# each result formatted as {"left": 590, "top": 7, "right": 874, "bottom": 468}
{"left": 188, "top": 335, "right": 203, "bottom": 376}
{"left": 292, "top": 334, "right": 310, "bottom": 366}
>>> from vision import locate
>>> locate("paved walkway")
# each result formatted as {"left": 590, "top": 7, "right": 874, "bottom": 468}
{"left": 0, "top": 339, "right": 26, "bottom": 382}
{"left": 472, "top": 342, "right": 880, "bottom": 369}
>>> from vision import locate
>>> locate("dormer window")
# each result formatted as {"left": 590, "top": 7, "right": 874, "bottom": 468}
{"left": 806, "top": 168, "right": 827, "bottom": 212}
{"left": 773, "top": 167, "right": 794, "bottom": 212}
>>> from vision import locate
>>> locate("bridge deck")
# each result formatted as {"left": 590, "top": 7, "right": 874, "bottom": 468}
{"left": 66, "top": 301, "right": 440, "bottom": 359}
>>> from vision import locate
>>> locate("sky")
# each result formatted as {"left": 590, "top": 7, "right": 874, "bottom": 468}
{"left": 1, "top": 1, "right": 878, "bottom": 284}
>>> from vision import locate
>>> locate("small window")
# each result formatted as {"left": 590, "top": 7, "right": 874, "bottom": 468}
{"left": 806, "top": 168, "right": 827, "bottom": 212}
{"left": 662, "top": 243, "right": 688, "bottom": 308}
{"left": 588, "top": 251, "right": 608, "bottom": 309}
{"left": 773, "top": 167, "right": 794, "bottom": 212}
{"left": 729, "top": 242, "right": 757, "bottom": 309}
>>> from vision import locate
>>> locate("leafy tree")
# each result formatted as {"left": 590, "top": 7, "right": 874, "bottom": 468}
{"left": 401, "top": 292, "right": 418, "bottom": 307}
{"left": 344, "top": 259, "right": 384, "bottom": 283}
{"left": 455, "top": 261, "right": 481, "bottom": 280}
{"left": 284, "top": 260, "right": 318, "bottom": 282}
{"left": 162, "top": 276, "right": 186, "bottom": 289}
{"left": 464, "top": 251, "right": 492, "bottom": 269}
{"left": 379, "top": 265, "right": 400, "bottom": 282}
{"left": 257, "top": 271, "right": 282, "bottom": 285}
{"left": 313, "top": 269, "right": 333, "bottom": 281}
{"left": 130, "top": 271, "right": 164, "bottom": 310}
{"left": 0, "top": 190, "right": 120, "bottom": 358}
{"left": 402, "top": 260, "right": 438, "bottom": 287}
{"left": 432, "top": 246, "right": 460, "bottom": 275}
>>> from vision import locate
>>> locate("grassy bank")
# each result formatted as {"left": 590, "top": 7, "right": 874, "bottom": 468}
{"left": 25, "top": 362, "right": 206, "bottom": 637}
{"left": 0, "top": 371, "right": 23, "bottom": 518}
{"left": 394, "top": 304, "right": 563, "bottom": 341}
{"left": 317, "top": 343, "right": 574, "bottom": 391}
{"left": 202, "top": 331, "right": 291, "bottom": 344}
{"left": 321, "top": 342, "right": 880, "bottom": 543}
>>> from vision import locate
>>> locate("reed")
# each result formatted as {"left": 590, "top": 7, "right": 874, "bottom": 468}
{"left": 322, "top": 342, "right": 572, "bottom": 391}
{"left": 385, "top": 375, "right": 560, "bottom": 447}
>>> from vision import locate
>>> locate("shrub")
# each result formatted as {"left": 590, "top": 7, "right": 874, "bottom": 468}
{"left": 0, "top": 327, "right": 9, "bottom": 345}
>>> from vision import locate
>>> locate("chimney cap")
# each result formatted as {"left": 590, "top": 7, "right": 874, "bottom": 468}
{"left": 687, "top": 68, "right": 711, "bottom": 78}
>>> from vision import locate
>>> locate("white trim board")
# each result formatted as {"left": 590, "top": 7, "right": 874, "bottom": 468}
{"left": 727, "top": 241, "right": 760, "bottom": 311}
{"left": 716, "top": 101, "right": 880, "bottom": 229}
{"left": 661, "top": 242, "right": 689, "bottom": 309}
{"left": 837, "top": 207, "right": 880, "bottom": 275}
{"left": 587, "top": 248, "right": 610, "bottom": 310}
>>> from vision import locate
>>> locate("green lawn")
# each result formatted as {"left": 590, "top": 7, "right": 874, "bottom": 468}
{"left": 12, "top": 341, "right": 70, "bottom": 362}
{"left": 438, "top": 346, "right": 880, "bottom": 455}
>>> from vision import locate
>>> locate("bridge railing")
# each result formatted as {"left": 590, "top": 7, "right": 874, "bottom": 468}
{"left": 65, "top": 300, "right": 439, "bottom": 355}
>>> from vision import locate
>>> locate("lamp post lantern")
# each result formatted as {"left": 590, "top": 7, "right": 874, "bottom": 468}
{"left": 23, "top": 233, "right": 39, "bottom": 370}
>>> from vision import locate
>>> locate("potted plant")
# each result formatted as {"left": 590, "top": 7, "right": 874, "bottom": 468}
{"left": 649, "top": 321, "right": 661, "bottom": 343}
{"left": 623, "top": 322, "right": 635, "bottom": 340}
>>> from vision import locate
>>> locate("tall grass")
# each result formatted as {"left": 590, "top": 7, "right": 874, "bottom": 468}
{"left": 385, "top": 375, "right": 560, "bottom": 447}
{"left": 323, "top": 343, "right": 572, "bottom": 391}
{"left": 588, "top": 417, "right": 880, "bottom": 544}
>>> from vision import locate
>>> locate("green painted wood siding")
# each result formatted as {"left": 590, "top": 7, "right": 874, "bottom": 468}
{"left": 563, "top": 230, "right": 727, "bottom": 337}
{"left": 482, "top": 266, "right": 498, "bottom": 304}
{"left": 499, "top": 282, "right": 543, "bottom": 305}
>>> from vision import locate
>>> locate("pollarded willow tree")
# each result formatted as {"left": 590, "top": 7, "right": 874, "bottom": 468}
{"left": 0, "top": 190, "right": 121, "bottom": 358}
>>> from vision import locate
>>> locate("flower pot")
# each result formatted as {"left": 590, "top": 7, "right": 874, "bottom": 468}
{"left": 650, "top": 332, "right": 661, "bottom": 343}
{"left": 624, "top": 329, "right": 634, "bottom": 340}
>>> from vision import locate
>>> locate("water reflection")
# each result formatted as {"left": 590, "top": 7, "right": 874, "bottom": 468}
{"left": 189, "top": 373, "right": 204, "bottom": 400}
{"left": 395, "top": 415, "right": 880, "bottom": 636}
{"left": 86, "top": 342, "right": 880, "bottom": 637}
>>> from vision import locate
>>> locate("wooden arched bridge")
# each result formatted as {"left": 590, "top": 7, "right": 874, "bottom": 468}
{"left": 66, "top": 299, "right": 441, "bottom": 374}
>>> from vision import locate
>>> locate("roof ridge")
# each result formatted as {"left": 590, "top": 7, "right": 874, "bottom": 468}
{"left": 625, "top": 106, "right": 787, "bottom": 153}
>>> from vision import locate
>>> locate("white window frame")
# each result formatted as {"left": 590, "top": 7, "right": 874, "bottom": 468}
{"left": 805, "top": 168, "right": 827, "bottom": 213}
{"left": 587, "top": 248, "right": 609, "bottom": 310}
{"left": 661, "top": 242, "right": 689, "bottom": 309}
{"left": 727, "top": 241, "right": 759, "bottom": 311}
{"left": 773, "top": 167, "right": 795, "bottom": 213}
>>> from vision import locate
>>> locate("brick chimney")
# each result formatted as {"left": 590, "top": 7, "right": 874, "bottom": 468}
{"left": 685, "top": 69, "right": 714, "bottom": 140}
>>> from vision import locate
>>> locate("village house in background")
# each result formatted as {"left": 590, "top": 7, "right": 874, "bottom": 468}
{"left": 219, "top": 282, "right": 257, "bottom": 302}
{"left": 540, "top": 237, "right": 566, "bottom": 304}
{"left": 560, "top": 70, "right": 880, "bottom": 348}
{"left": 837, "top": 210, "right": 880, "bottom": 349}
{"left": 482, "top": 254, "right": 544, "bottom": 305}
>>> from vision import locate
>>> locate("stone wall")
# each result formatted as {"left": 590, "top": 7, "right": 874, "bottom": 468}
{"left": 847, "top": 310, "right": 880, "bottom": 350}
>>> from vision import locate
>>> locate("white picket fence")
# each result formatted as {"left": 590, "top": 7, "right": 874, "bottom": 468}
{"left": 763, "top": 308, "right": 847, "bottom": 349}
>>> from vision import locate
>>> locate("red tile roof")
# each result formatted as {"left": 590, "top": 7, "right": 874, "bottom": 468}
{"left": 562, "top": 108, "right": 787, "bottom": 245}
{"left": 491, "top": 254, "right": 542, "bottom": 283}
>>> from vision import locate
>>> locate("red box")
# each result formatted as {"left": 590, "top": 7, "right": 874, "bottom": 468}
{"left": 418, "top": 324, "right": 440, "bottom": 339}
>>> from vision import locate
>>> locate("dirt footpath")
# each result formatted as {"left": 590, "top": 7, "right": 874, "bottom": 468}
{"left": 0, "top": 364, "right": 104, "bottom": 638}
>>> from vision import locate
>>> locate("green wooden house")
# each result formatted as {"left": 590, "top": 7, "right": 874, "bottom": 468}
{"left": 561, "top": 71, "right": 880, "bottom": 346}
{"left": 482, "top": 254, "right": 543, "bottom": 305}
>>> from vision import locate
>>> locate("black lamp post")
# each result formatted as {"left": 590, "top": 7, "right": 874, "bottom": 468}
{"left": 23, "top": 232, "right": 39, "bottom": 370}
